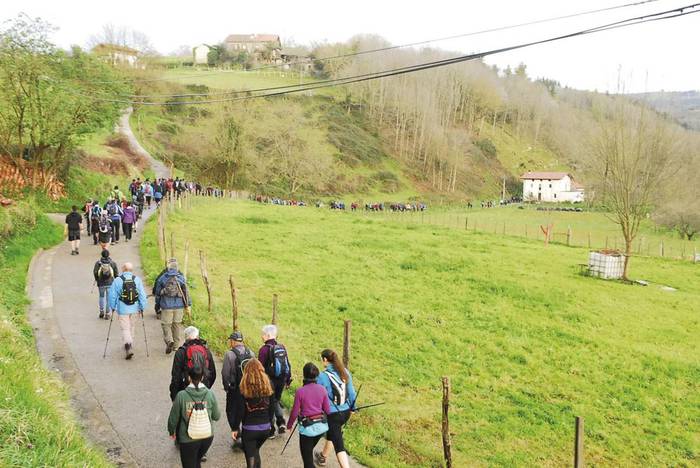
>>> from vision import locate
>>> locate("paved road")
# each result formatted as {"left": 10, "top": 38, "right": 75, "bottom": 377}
{"left": 27, "top": 112, "right": 361, "bottom": 467}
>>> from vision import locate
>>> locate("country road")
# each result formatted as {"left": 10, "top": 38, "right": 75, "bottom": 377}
{"left": 27, "top": 111, "right": 360, "bottom": 467}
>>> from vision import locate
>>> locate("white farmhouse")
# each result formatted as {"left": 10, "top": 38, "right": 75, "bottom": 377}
{"left": 193, "top": 44, "right": 211, "bottom": 65}
{"left": 92, "top": 43, "right": 139, "bottom": 68}
{"left": 521, "top": 171, "right": 585, "bottom": 203}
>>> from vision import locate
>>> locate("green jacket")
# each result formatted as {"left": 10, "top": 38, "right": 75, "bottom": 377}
{"left": 167, "top": 384, "right": 221, "bottom": 443}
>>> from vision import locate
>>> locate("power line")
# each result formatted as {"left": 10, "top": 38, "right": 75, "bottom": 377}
{"left": 56, "top": 3, "right": 700, "bottom": 106}
{"left": 87, "top": 0, "right": 663, "bottom": 88}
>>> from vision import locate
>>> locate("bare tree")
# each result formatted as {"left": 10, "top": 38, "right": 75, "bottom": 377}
{"left": 590, "top": 102, "right": 680, "bottom": 279}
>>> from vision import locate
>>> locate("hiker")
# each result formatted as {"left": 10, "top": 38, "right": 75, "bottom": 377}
{"left": 314, "top": 349, "right": 357, "bottom": 468}
{"left": 144, "top": 180, "right": 153, "bottom": 208}
{"left": 257, "top": 324, "right": 292, "bottom": 436}
{"left": 107, "top": 263, "right": 148, "bottom": 360}
{"left": 155, "top": 187, "right": 163, "bottom": 206}
{"left": 83, "top": 199, "right": 94, "bottom": 233}
{"left": 154, "top": 259, "right": 191, "bottom": 354}
{"left": 111, "top": 185, "right": 124, "bottom": 202}
{"left": 65, "top": 205, "right": 83, "bottom": 255}
{"left": 90, "top": 201, "right": 102, "bottom": 245}
{"left": 288, "top": 363, "right": 331, "bottom": 468}
{"left": 122, "top": 201, "right": 137, "bottom": 242}
{"left": 97, "top": 213, "right": 112, "bottom": 250}
{"left": 169, "top": 326, "right": 217, "bottom": 401}
{"left": 93, "top": 250, "right": 118, "bottom": 319}
{"left": 105, "top": 198, "right": 123, "bottom": 244}
{"left": 232, "top": 358, "right": 274, "bottom": 468}
{"left": 168, "top": 365, "right": 221, "bottom": 468}
{"left": 222, "top": 330, "right": 255, "bottom": 449}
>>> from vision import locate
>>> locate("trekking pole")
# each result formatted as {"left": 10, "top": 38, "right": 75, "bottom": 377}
{"left": 103, "top": 312, "right": 114, "bottom": 358}
{"left": 280, "top": 421, "right": 298, "bottom": 455}
{"left": 140, "top": 311, "right": 150, "bottom": 357}
{"left": 352, "top": 402, "right": 386, "bottom": 411}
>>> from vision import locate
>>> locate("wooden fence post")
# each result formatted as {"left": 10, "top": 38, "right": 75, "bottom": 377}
{"left": 272, "top": 293, "right": 278, "bottom": 325}
{"left": 442, "top": 377, "right": 452, "bottom": 468}
{"left": 199, "top": 250, "right": 212, "bottom": 314}
{"left": 343, "top": 320, "right": 351, "bottom": 368}
{"left": 229, "top": 275, "right": 239, "bottom": 331}
{"left": 184, "top": 239, "right": 190, "bottom": 278}
{"left": 605, "top": 236, "right": 609, "bottom": 249}
{"left": 567, "top": 226, "right": 572, "bottom": 246}
{"left": 660, "top": 240, "right": 664, "bottom": 257}
{"left": 502, "top": 221, "right": 506, "bottom": 236}
{"left": 170, "top": 231, "right": 175, "bottom": 259}
{"left": 465, "top": 216, "right": 468, "bottom": 230}
{"left": 525, "top": 225, "right": 528, "bottom": 238}
{"left": 574, "top": 416, "right": 584, "bottom": 468}
{"left": 161, "top": 225, "right": 168, "bottom": 265}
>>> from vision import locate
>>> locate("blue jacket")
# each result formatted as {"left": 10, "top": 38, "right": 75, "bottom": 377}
{"left": 317, "top": 364, "right": 357, "bottom": 413}
{"left": 154, "top": 270, "right": 191, "bottom": 310}
{"left": 108, "top": 272, "right": 148, "bottom": 315}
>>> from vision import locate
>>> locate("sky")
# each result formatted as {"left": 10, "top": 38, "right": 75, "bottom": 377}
{"left": 3, "top": 0, "right": 699, "bottom": 93}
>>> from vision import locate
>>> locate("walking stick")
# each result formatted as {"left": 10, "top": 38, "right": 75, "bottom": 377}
{"left": 103, "top": 312, "right": 114, "bottom": 358}
{"left": 140, "top": 311, "right": 150, "bottom": 357}
{"left": 280, "top": 421, "right": 298, "bottom": 455}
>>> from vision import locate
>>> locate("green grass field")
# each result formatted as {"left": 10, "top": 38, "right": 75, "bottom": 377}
{"left": 161, "top": 68, "right": 316, "bottom": 91}
{"left": 0, "top": 205, "right": 111, "bottom": 467}
{"left": 142, "top": 198, "right": 699, "bottom": 467}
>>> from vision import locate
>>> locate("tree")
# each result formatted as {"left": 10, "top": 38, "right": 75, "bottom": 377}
{"left": 654, "top": 164, "right": 700, "bottom": 240}
{"left": 213, "top": 116, "right": 248, "bottom": 188}
{"left": 590, "top": 102, "right": 680, "bottom": 279}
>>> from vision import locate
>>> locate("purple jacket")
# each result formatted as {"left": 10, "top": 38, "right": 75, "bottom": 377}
{"left": 257, "top": 339, "right": 291, "bottom": 385}
{"left": 122, "top": 206, "right": 137, "bottom": 224}
{"left": 287, "top": 383, "right": 330, "bottom": 429}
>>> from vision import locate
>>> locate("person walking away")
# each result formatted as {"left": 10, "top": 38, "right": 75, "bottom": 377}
{"left": 93, "top": 249, "right": 118, "bottom": 319}
{"left": 257, "top": 324, "right": 292, "bottom": 437}
{"left": 170, "top": 326, "right": 216, "bottom": 400}
{"left": 232, "top": 358, "right": 274, "bottom": 468}
{"left": 111, "top": 185, "right": 124, "bottom": 203}
{"left": 108, "top": 263, "right": 148, "bottom": 360}
{"left": 83, "top": 199, "right": 94, "bottom": 234}
{"left": 222, "top": 331, "right": 254, "bottom": 449}
{"left": 144, "top": 180, "right": 153, "bottom": 208}
{"left": 154, "top": 258, "right": 191, "bottom": 354}
{"left": 105, "top": 199, "right": 122, "bottom": 244}
{"left": 90, "top": 201, "right": 102, "bottom": 245}
{"left": 154, "top": 187, "right": 163, "bottom": 207}
{"left": 288, "top": 363, "right": 331, "bottom": 468}
{"left": 314, "top": 349, "right": 357, "bottom": 468}
{"left": 122, "top": 202, "right": 137, "bottom": 242}
{"left": 65, "top": 205, "right": 83, "bottom": 255}
{"left": 97, "top": 214, "right": 112, "bottom": 250}
{"left": 168, "top": 365, "right": 220, "bottom": 468}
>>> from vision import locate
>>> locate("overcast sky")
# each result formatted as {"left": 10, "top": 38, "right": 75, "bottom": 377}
{"left": 4, "top": 0, "right": 698, "bottom": 92}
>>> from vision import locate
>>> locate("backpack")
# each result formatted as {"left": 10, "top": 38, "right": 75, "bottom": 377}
{"left": 107, "top": 203, "right": 118, "bottom": 216}
{"left": 185, "top": 389, "right": 212, "bottom": 440}
{"left": 325, "top": 370, "right": 347, "bottom": 406}
{"left": 99, "top": 219, "right": 110, "bottom": 233}
{"left": 162, "top": 275, "right": 183, "bottom": 298}
{"left": 265, "top": 344, "right": 290, "bottom": 379}
{"left": 186, "top": 343, "right": 210, "bottom": 377}
{"left": 91, "top": 205, "right": 102, "bottom": 217}
{"left": 231, "top": 347, "right": 254, "bottom": 389}
{"left": 119, "top": 274, "right": 139, "bottom": 305}
{"left": 99, "top": 262, "right": 114, "bottom": 281}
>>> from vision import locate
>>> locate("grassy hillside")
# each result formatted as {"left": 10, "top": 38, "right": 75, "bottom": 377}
{"left": 142, "top": 199, "right": 699, "bottom": 467}
{"left": 0, "top": 203, "right": 111, "bottom": 467}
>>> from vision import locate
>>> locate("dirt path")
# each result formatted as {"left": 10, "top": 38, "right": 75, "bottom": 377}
{"left": 28, "top": 113, "right": 361, "bottom": 467}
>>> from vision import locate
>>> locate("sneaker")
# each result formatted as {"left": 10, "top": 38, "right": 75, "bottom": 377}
{"left": 99, "top": 311, "right": 104, "bottom": 319}
{"left": 267, "top": 429, "right": 276, "bottom": 440}
{"left": 105, "top": 312, "right": 111, "bottom": 320}
{"left": 71, "top": 250, "right": 76, "bottom": 256}
{"left": 200, "top": 454, "right": 207, "bottom": 462}
{"left": 278, "top": 426, "right": 286, "bottom": 435}
{"left": 165, "top": 341, "right": 175, "bottom": 355}
{"left": 75, "top": 249, "right": 79, "bottom": 255}
{"left": 125, "top": 343, "right": 134, "bottom": 360}
{"left": 314, "top": 451, "right": 327, "bottom": 467}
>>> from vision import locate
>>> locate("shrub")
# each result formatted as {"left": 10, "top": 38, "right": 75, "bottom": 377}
{"left": 475, "top": 138, "right": 497, "bottom": 158}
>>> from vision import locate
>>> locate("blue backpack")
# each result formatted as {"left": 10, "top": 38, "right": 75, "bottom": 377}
{"left": 265, "top": 344, "right": 290, "bottom": 379}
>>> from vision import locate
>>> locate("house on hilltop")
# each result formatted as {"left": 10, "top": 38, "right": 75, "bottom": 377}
{"left": 521, "top": 171, "right": 585, "bottom": 202}
{"left": 192, "top": 44, "right": 212, "bottom": 65}
{"left": 92, "top": 43, "right": 140, "bottom": 68}
{"left": 280, "top": 47, "right": 312, "bottom": 71}
{"left": 223, "top": 34, "right": 282, "bottom": 61}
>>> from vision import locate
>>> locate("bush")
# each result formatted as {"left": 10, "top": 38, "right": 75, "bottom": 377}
{"left": 475, "top": 138, "right": 497, "bottom": 158}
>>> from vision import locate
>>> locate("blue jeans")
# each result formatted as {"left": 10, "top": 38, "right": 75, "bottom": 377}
{"left": 98, "top": 286, "right": 110, "bottom": 313}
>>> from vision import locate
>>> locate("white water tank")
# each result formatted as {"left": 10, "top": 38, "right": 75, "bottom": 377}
{"left": 588, "top": 250, "right": 624, "bottom": 279}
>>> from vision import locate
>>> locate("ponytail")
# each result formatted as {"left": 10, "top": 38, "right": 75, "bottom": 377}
{"left": 321, "top": 349, "right": 348, "bottom": 383}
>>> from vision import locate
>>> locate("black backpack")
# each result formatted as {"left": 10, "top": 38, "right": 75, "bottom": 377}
{"left": 98, "top": 261, "right": 114, "bottom": 281}
{"left": 231, "top": 347, "right": 254, "bottom": 390}
{"left": 265, "top": 344, "right": 290, "bottom": 379}
{"left": 119, "top": 274, "right": 139, "bottom": 305}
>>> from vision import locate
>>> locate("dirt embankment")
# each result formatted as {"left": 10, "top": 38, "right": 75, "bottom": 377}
{"left": 80, "top": 135, "right": 149, "bottom": 175}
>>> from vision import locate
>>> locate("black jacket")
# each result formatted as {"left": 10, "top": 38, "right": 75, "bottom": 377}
{"left": 232, "top": 395, "right": 274, "bottom": 431}
{"left": 93, "top": 258, "right": 119, "bottom": 287}
{"left": 169, "top": 339, "right": 217, "bottom": 401}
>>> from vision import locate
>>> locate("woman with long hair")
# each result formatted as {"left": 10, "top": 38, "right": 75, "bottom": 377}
{"left": 287, "top": 363, "right": 331, "bottom": 468}
{"left": 314, "top": 349, "right": 357, "bottom": 468}
{"left": 233, "top": 358, "right": 274, "bottom": 468}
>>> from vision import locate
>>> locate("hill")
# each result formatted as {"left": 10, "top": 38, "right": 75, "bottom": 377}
{"left": 629, "top": 90, "right": 700, "bottom": 131}
{"left": 142, "top": 198, "right": 700, "bottom": 467}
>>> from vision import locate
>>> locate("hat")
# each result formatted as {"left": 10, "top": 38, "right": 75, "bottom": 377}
{"left": 167, "top": 258, "right": 178, "bottom": 269}
{"left": 228, "top": 331, "right": 244, "bottom": 341}
{"left": 101, "top": 250, "right": 110, "bottom": 258}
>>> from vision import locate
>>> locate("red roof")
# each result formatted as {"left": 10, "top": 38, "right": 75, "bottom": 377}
{"left": 520, "top": 171, "right": 570, "bottom": 180}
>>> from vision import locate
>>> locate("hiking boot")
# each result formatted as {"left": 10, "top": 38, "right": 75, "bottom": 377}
{"left": 314, "top": 451, "right": 327, "bottom": 467}
{"left": 125, "top": 343, "right": 134, "bottom": 360}
{"left": 156, "top": 312, "right": 161, "bottom": 320}
{"left": 267, "top": 428, "right": 276, "bottom": 440}
{"left": 71, "top": 250, "right": 76, "bottom": 255}
{"left": 278, "top": 426, "right": 286, "bottom": 435}
{"left": 165, "top": 341, "right": 175, "bottom": 355}
{"left": 105, "top": 312, "right": 111, "bottom": 320}
{"left": 200, "top": 454, "right": 207, "bottom": 462}
{"left": 75, "top": 249, "right": 79, "bottom": 255}
{"left": 99, "top": 311, "right": 104, "bottom": 319}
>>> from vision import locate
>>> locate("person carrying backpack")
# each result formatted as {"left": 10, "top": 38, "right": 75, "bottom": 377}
{"left": 314, "top": 349, "right": 357, "bottom": 468}
{"left": 143, "top": 181, "right": 153, "bottom": 208}
{"left": 97, "top": 213, "right": 112, "bottom": 250}
{"left": 154, "top": 259, "right": 191, "bottom": 354}
{"left": 121, "top": 201, "right": 137, "bottom": 242}
{"left": 232, "top": 358, "right": 274, "bottom": 468}
{"left": 105, "top": 199, "right": 123, "bottom": 244}
{"left": 65, "top": 205, "right": 83, "bottom": 255}
{"left": 288, "top": 363, "right": 331, "bottom": 468}
{"left": 90, "top": 201, "right": 102, "bottom": 245}
{"left": 170, "top": 326, "right": 216, "bottom": 401}
{"left": 107, "top": 263, "right": 148, "bottom": 360}
{"left": 257, "top": 324, "right": 292, "bottom": 436}
{"left": 168, "top": 365, "right": 221, "bottom": 468}
{"left": 222, "top": 330, "right": 254, "bottom": 449}
{"left": 93, "top": 249, "right": 118, "bottom": 319}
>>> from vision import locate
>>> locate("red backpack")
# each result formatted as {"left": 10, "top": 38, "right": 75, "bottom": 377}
{"left": 186, "top": 343, "right": 210, "bottom": 376}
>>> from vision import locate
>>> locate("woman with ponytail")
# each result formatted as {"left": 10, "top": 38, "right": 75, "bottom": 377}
{"left": 314, "top": 349, "right": 357, "bottom": 468}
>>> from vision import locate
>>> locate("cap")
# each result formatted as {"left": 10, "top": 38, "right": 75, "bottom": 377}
{"left": 228, "top": 331, "right": 244, "bottom": 341}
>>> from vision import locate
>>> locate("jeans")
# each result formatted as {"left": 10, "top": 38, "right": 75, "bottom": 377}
{"left": 111, "top": 220, "right": 120, "bottom": 242}
{"left": 98, "top": 286, "right": 110, "bottom": 313}
{"left": 179, "top": 437, "right": 213, "bottom": 468}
